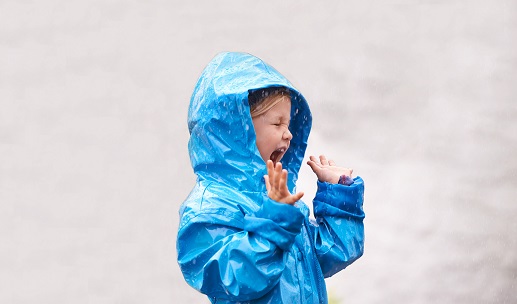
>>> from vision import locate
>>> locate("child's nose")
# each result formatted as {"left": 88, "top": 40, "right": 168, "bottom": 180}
{"left": 283, "top": 128, "right": 293, "bottom": 140}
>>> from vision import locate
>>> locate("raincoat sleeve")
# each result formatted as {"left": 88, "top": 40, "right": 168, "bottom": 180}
{"left": 177, "top": 190, "right": 305, "bottom": 301}
{"left": 310, "top": 176, "right": 365, "bottom": 277}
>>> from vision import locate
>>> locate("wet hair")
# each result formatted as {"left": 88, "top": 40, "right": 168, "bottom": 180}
{"left": 248, "top": 87, "right": 290, "bottom": 118}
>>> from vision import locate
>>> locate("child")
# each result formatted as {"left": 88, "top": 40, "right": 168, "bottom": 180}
{"left": 177, "top": 52, "right": 365, "bottom": 303}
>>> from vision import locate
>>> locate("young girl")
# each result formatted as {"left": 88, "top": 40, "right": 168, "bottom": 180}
{"left": 177, "top": 52, "right": 365, "bottom": 303}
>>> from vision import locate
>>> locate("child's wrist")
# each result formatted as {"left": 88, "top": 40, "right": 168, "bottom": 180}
{"left": 338, "top": 175, "right": 354, "bottom": 186}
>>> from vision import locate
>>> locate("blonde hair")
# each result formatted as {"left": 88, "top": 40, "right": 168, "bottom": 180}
{"left": 249, "top": 87, "right": 290, "bottom": 118}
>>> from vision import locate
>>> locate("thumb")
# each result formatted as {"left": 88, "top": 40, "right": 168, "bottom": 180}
{"left": 294, "top": 191, "right": 304, "bottom": 202}
{"left": 286, "top": 191, "right": 304, "bottom": 204}
{"left": 307, "top": 161, "right": 321, "bottom": 174}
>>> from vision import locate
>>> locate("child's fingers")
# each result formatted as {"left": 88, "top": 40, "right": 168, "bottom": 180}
{"left": 279, "top": 169, "right": 288, "bottom": 192}
{"left": 308, "top": 156, "right": 323, "bottom": 168}
{"left": 267, "top": 160, "right": 275, "bottom": 187}
{"left": 273, "top": 162, "right": 282, "bottom": 188}
{"left": 307, "top": 160, "right": 321, "bottom": 174}
{"left": 319, "top": 155, "right": 329, "bottom": 166}
{"left": 328, "top": 159, "right": 336, "bottom": 166}
{"left": 267, "top": 160, "right": 274, "bottom": 175}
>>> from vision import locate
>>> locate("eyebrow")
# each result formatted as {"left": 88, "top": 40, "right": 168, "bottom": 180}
{"left": 270, "top": 113, "right": 290, "bottom": 121}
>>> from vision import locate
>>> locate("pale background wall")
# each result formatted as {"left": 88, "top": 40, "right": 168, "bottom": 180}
{"left": 1, "top": 1, "right": 516, "bottom": 303}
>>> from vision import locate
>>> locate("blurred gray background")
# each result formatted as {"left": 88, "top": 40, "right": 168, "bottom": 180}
{"left": 1, "top": 1, "right": 516, "bottom": 303}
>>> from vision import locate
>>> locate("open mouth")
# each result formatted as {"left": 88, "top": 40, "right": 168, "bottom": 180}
{"left": 270, "top": 148, "right": 287, "bottom": 164}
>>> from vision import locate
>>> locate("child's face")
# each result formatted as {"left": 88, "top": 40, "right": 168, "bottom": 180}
{"left": 252, "top": 95, "right": 293, "bottom": 164}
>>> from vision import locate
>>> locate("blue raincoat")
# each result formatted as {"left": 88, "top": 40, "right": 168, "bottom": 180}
{"left": 177, "top": 52, "right": 365, "bottom": 303}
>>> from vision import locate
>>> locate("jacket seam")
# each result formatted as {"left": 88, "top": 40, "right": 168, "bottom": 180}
{"left": 180, "top": 209, "right": 245, "bottom": 230}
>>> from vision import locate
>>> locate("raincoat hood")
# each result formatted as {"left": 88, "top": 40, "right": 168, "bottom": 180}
{"left": 188, "top": 52, "right": 312, "bottom": 192}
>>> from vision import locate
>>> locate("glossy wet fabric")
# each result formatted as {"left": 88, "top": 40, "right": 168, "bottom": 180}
{"left": 177, "top": 52, "right": 365, "bottom": 303}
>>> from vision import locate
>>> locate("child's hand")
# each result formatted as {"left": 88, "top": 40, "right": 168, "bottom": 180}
{"left": 307, "top": 155, "right": 353, "bottom": 184}
{"left": 264, "top": 160, "right": 304, "bottom": 205}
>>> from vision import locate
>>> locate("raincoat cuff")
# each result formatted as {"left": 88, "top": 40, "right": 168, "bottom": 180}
{"left": 313, "top": 177, "right": 365, "bottom": 219}
{"left": 243, "top": 198, "right": 304, "bottom": 251}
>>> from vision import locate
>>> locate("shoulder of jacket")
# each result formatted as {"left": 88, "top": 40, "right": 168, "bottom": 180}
{"left": 178, "top": 182, "right": 251, "bottom": 229}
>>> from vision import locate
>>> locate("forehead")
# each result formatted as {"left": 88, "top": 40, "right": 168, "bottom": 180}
{"left": 265, "top": 96, "right": 291, "bottom": 117}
